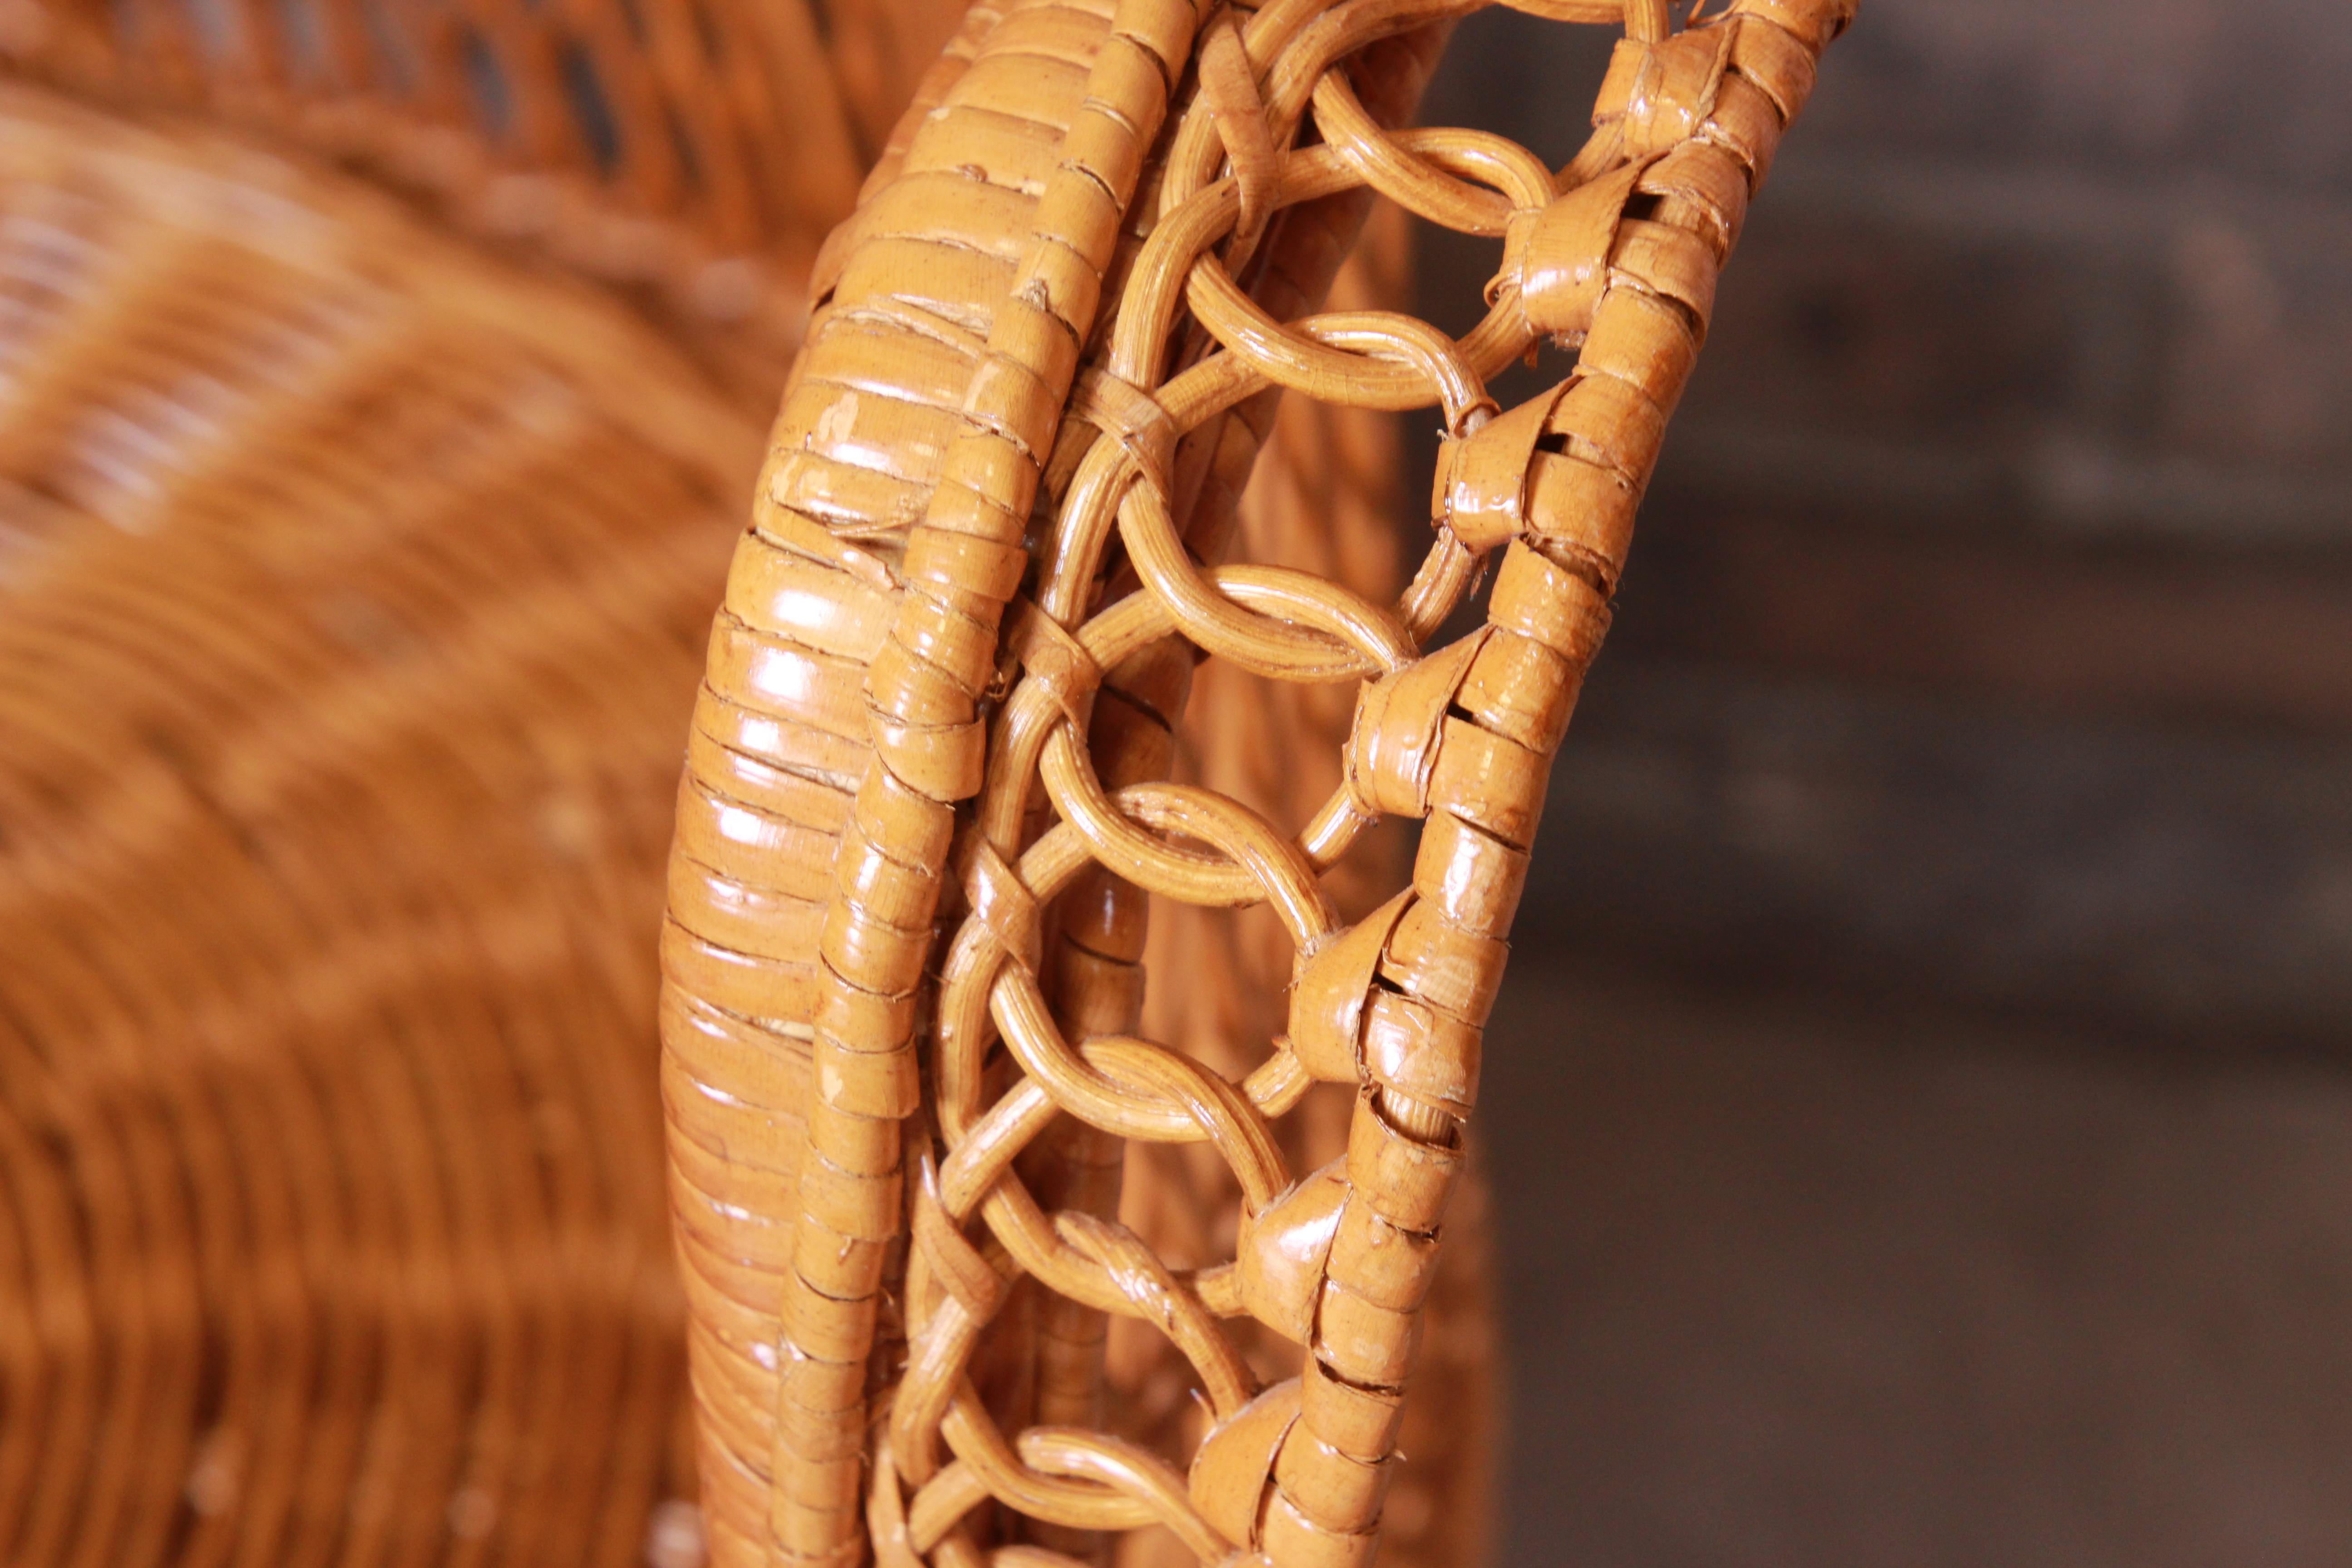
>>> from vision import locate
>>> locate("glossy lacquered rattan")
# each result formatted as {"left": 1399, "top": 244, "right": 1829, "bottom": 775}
{"left": 660, "top": 0, "right": 1856, "bottom": 1566}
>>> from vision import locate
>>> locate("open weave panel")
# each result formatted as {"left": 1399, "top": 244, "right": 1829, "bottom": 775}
{"left": 1112, "top": 202, "right": 1496, "bottom": 1568}
{"left": 660, "top": 0, "right": 1857, "bottom": 1564}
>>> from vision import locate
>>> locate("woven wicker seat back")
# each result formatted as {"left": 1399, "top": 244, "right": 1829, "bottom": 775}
{"left": 0, "top": 0, "right": 971, "bottom": 380}
{"left": 0, "top": 86, "right": 761, "bottom": 1564}
{"left": 662, "top": 1, "right": 1855, "bottom": 1567}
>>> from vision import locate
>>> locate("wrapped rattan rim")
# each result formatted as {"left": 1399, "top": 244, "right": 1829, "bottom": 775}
{"left": 660, "top": 0, "right": 1857, "bottom": 1563}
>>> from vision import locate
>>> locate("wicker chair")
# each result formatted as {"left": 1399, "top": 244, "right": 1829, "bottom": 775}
{"left": 0, "top": 0, "right": 1488, "bottom": 1562}
{"left": 657, "top": 2, "right": 1854, "bottom": 1568}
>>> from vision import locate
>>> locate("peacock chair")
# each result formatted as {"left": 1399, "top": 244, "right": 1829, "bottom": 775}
{"left": 657, "top": 1, "right": 1855, "bottom": 1567}
{"left": 0, "top": 0, "right": 1491, "bottom": 1562}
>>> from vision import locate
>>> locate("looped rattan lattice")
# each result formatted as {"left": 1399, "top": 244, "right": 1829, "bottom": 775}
{"left": 661, "top": 0, "right": 1855, "bottom": 1564}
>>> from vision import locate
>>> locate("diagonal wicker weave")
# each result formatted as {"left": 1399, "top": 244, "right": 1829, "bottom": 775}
{"left": 661, "top": 1, "right": 1856, "bottom": 1566}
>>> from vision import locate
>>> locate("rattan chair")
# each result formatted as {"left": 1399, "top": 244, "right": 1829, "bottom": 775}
{"left": 658, "top": 2, "right": 1854, "bottom": 1568}
{"left": 0, "top": 0, "right": 1490, "bottom": 1562}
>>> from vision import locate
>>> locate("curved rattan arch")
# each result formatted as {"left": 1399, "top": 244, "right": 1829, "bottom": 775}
{"left": 660, "top": 0, "right": 1856, "bottom": 1565}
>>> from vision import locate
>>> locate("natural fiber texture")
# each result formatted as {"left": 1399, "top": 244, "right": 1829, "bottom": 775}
{"left": 663, "top": 2, "right": 1855, "bottom": 1568}
{"left": 1115, "top": 202, "right": 1494, "bottom": 1568}
{"left": 0, "top": 0, "right": 971, "bottom": 383}
{"left": 0, "top": 86, "right": 755, "bottom": 1564}
{"left": 0, "top": 5, "right": 1481, "bottom": 1561}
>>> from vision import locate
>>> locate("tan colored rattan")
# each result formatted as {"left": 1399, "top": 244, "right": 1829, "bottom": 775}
{"left": 1116, "top": 236, "right": 1497, "bottom": 1567}
{"left": 0, "top": 85, "right": 755, "bottom": 1561}
{"left": 0, "top": 6, "right": 1485, "bottom": 1561}
{"left": 662, "top": 0, "right": 1855, "bottom": 1565}
{"left": 0, "top": 0, "right": 970, "bottom": 383}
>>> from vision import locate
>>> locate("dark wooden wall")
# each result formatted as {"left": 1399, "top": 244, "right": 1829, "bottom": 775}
{"left": 1424, "top": 0, "right": 2352, "bottom": 1050}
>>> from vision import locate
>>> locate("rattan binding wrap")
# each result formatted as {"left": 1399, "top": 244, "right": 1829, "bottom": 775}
{"left": 663, "top": 0, "right": 1856, "bottom": 1565}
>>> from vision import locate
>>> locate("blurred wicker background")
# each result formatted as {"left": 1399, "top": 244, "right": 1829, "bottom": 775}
{"left": 0, "top": 0, "right": 973, "bottom": 390}
{"left": 1426, "top": 1, "right": 2352, "bottom": 1564}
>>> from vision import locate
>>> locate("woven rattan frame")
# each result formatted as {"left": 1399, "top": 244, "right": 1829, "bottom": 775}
{"left": 1, "top": 0, "right": 1493, "bottom": 1555}
{"left": 664, "top": 0, "right": 1856, "bottom": 1563}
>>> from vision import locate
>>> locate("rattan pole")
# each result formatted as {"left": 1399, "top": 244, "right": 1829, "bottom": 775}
{"left": 778, "top": 4, "right": 1208, "bottom": 1559}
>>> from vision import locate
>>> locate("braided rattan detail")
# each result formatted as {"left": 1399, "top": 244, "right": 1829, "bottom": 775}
{"left": 664, "top": 0, "right": 1854, "bottom": 1563}
{"left": 1116, "top": 229, "right": 1498, "bottom": 1568}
